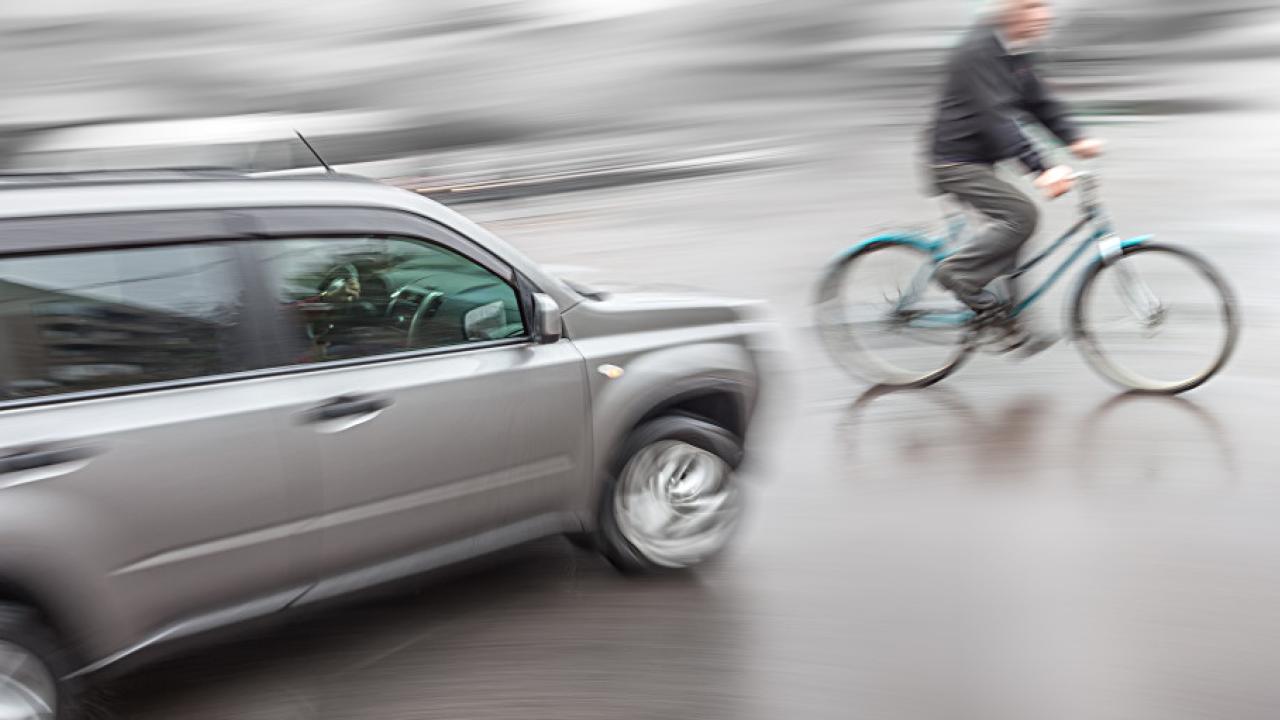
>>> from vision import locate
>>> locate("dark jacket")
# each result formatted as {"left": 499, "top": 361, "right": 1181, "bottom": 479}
{"left": 929, "top": 27, "right": 1080, "bottom": 174}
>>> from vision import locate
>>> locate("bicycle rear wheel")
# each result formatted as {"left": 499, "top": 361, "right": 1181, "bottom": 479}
{"left": 1071, "top": 243, "right": 1238, "bottom": 394}
{"left": 816, "top": 240, "right": 972, "bottom": 387}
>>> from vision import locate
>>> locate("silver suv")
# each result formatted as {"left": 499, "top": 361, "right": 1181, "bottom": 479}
{"left": 0, "top": 171, "right": 765, "bottom": 718}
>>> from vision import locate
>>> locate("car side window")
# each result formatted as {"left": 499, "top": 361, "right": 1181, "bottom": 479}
{"left": 258, "top": 236, "right": 526, "bottom": 364}
{"left": 0, "top": 244, "right": 244, "bottom": 400}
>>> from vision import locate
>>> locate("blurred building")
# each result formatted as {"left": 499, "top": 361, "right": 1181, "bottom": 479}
{"left": 0, "top": 0, "right": 1276, "bottom": 172}
{"left": 0, "top": 279, "right": 228, "bottom": 398}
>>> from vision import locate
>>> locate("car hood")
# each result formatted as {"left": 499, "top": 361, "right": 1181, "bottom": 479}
{"left": 549, "top": 266, "right": 763, "bottom": 340}
{"left": 543, "top": 264, "right": 708, "bottom": 301}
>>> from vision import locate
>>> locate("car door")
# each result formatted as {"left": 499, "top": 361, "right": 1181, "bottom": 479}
{"left": 0, "top": 219, "right": 320, "bottom": 657}
{"left": 245, "top": 216, "right": 589, "bottom": 597}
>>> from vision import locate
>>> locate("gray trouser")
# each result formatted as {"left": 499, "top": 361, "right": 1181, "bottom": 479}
{"left": 931, "top": 163, "right": 1040, "bottom": 298}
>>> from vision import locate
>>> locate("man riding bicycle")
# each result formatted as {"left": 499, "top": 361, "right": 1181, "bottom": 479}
{"left": 928, "top": 0, "right": 1103, "bottom": 354}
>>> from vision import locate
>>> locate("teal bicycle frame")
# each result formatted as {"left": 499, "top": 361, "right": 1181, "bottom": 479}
{"left": 847, "top": 172, "right": 1151, "bottom": 329}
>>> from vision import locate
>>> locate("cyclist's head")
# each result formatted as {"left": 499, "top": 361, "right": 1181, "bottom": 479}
{"left": 994, "top": 0, "right": 1054, "bottom": 44}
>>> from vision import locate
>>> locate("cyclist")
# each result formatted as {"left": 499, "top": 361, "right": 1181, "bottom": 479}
{"left": 928, "top": 0, "right": 1103, "bottom": 353}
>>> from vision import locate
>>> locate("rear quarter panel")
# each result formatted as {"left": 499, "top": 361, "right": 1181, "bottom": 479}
{"left": 0, "top": 496, "right": 120, "bottom": 667}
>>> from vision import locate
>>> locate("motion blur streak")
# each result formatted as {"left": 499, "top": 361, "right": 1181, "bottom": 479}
{"left": 3, "top": 1, "right": 1279, "bottom": 718}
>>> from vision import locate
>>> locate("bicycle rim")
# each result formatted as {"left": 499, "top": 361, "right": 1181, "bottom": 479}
{"left": 816, "top": 242, "right": 971, "bottom": 387}
{"left": 1073, "top": 244, "right": 1238, "bottom": 394}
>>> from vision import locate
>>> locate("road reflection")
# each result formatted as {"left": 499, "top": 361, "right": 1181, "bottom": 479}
{"left": 838, "top": 385, "right": 1237, "bottom": 495}
{"left": 1073, "top": 391, "right": 1239, "bottom": 493}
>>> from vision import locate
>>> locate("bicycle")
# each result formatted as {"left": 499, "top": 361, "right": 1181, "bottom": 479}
{"left": 815, "top": 171, "right": 1239, "bottom": 394}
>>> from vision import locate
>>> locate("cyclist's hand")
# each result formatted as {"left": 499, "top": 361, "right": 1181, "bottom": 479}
{"left": 1070, "top": 138, "right": 1105, "bottom": 160}
{"left": 1035, "top": 165, "right": 1075, "bottom": 199}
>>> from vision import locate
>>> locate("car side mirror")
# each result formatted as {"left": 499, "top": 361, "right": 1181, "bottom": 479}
{"left": 532, "top": 293, "right": 562, "bottom": 344}
{"left": 463, "top": 301, "right": 505, "bottom": 341}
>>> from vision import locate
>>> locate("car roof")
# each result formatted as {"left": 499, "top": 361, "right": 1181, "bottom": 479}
{"left": 0, "top": 171, "right": 580, "bottom": 308}
{"left": 14, "top": 112, "right": 408, "bottom": 154}
{"left": 0, "top": 171, "right": 405, "bottom": 217}
{"left": 4, "top": 111, "right": 415, "bottom": 174}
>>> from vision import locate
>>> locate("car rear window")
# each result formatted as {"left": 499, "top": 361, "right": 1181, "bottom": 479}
{"left": 0, "top": 244, "right": 245, "bottom": 401}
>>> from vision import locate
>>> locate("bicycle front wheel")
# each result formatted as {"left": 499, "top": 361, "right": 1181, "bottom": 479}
{"left": 1071, "top": 243, "right": 1238, "bottom": 394}
{"left": 816, "top": 240, "right": 972, "bottom": 387}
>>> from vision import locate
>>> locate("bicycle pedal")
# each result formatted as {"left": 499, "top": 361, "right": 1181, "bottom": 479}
{"left": 965, "top": 317, "right": 1027, "bottom": 352}
{"left": 967, "top": 311, "right": 1011, "bottom": 333}
{"left": 995, "top": 332, "right": 1029, "bottom": 354}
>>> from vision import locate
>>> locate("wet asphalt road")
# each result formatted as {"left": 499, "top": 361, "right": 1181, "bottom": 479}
{"left": 111, "top": 54, "right": 1280, "bottom": 720}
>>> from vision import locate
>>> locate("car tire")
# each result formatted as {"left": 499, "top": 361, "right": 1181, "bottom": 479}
{"left": 597, "top": 415, "right": 744, "bottom": 574}
{"left": 0, "top": 603, "right": 78, "bottom": 719}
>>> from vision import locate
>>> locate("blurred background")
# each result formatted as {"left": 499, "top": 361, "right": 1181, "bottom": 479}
{"left": 6, "top": 0, "right": 1277, "bottom": 180}
{"left": 10, "top": 1, "right": 1280, "bottom": 718}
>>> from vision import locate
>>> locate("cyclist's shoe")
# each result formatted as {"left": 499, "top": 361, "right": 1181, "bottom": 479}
{"left": 993, "top": 321, "right": 1059, "bottom": 358}
{"left": 935, "top": 266, "right": 1007, "bottom": 315}
{"left": 955, "top": 288, "right": 1006, "bottom": 315}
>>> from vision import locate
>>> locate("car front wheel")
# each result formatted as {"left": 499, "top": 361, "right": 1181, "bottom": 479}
{"left": 598, "top": 415, "right": 744, "bottom": 573}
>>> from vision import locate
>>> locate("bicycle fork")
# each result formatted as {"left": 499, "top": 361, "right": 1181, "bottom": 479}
{"left": 1104, "top": 241, "right": 1166, "bottom": 328}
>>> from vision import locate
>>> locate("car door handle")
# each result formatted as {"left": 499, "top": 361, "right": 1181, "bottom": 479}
{"left": 0, "top": 444, "right": 100, "bottom": 475}
{"left": 303, "top": 395, "right": 393, "bottom": 424}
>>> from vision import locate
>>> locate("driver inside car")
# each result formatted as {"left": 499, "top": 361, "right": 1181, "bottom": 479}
{"left": 319, "top": 272, "right": 361, "bottom": 303}
{"left": 293, "top": 266, "right": 376, "bottom": 361}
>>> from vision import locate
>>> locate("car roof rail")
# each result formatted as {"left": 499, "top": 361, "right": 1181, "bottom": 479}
{"left": 0, "top": 167, "right": 255, "bottom": 188}
{"left": 0, "top": 167, "right": 394, "bottom": 194}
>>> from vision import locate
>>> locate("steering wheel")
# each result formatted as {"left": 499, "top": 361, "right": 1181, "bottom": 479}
{"left": 388, "top": 285, "right": 445, "bottom": 348}
{"left": 408, "top": 290, "right": 445, "bottom": 348}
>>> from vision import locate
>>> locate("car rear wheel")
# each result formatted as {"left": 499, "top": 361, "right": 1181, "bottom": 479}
{"left": 598, "top": 416, "right": 744, "bottom": 573}
{"left": 0, "top": 605, "right": 71, "bottom": 720}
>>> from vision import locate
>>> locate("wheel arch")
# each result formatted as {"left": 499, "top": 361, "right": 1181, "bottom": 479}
{"left": 634, "top": 385, "right": 748, "bottom": 446}
{"left": 0, "top": 569, "right": 91, "bottom": 672}
{"left": 580, "top": 341, "right": 757, "bottom": 524}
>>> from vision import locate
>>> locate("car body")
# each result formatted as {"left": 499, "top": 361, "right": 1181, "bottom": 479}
{"left": 0, "top": 170, "right": 765, "bottom": 718}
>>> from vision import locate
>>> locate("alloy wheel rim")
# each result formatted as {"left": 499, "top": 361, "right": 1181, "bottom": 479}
{"left": 0, "top": 642, "right": 55, "bottom": 720}
{"left": 614, "top": 440, "right": 740, "bottom": 568}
